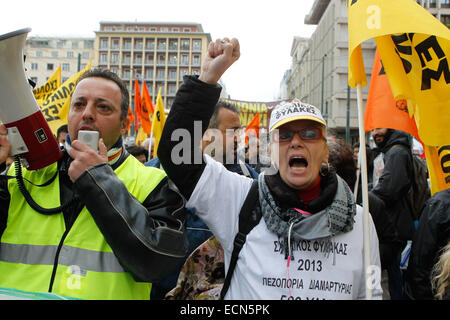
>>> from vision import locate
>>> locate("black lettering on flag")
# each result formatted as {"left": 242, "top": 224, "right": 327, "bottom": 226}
{"left": 438, "top": 145, "right": 450, "bottom": 176}
{"left": 415, "top": 36, "right": 450, "bottom": 90}
{"left": 391, "top": 33, "right": 414, "bottom": 74}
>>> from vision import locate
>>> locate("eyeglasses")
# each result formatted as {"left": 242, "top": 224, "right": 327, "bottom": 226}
{"left": 272, "top": 127, "right": 324, "bottom": 142}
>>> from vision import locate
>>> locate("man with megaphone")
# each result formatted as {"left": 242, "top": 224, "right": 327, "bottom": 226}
{"left": 0, "top": 69, "right": 189, "bottom": 300}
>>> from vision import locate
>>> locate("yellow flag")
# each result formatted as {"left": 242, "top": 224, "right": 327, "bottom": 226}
{"left": 425, "top": 145, "right": 450, "bottom": 195}
{"left": 136, "top": 126, "right": 148, "bottom": 146}
{"left": 41, "top": 60, "right": 92, "bottom": 134}
{"left": 348, "top": 0, "right": 450, "bottom": 147}
{"left": 151, "top": 88, "right": 166, "bottom": 157}
{"left": 33, "top": 65, "right": 61, "bottom": 106}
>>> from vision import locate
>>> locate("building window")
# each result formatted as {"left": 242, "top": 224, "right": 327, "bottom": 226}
{"left": 168, "top": 54, "right": 177, "bottom": 65}
{"left": 172, "top": 28, "right": 179, "bottom": 32}
{"left": 183, "top": 28, "right": 190, "bottom": 32}
{"left": 134, "top": 53, "right": 142, "bottom": 65}
{"left": 157, "top": 54, "right": 165, "bottom": 65}
{"left": 62, "top": 63, "right": 70, "bottom": 71}
{"left": 134, "top": 39, "right": 143, "bottom": 50}
{"left": 51, "top": 51, "right": 58, "bottom": 58}
{"left": 67, "top": 51, "right": 74, "bottom": 58}
{"left": 169, "top": 39, "right": 178, "bottom": 51}
{"left": 192, "top": 39, "right": 202, "bottom": 51}
{"left": 57, "top": 40, "right": 66, "bottom": 48}
{"left": 35, "top": 51, "right": 43, "bottom": 57}
{"left": 100, "top": 38, "right": 108, "bottom": 49}
{"left": 84, "top": 40, "right": 94, "bottom": 49}
{"left": 168, "top": 84, "right": 176, "bottom": 94}
{"left": 123, "top": 53, "right": 131, "bottom": 64}
{"left": 123, "top": 39, "right": 132, "bottom": 50}
{"left": 192, "top": 55, "right": 200, "bottom": 66}
{"left": 168, "top": 69, "right": 177, "bottom": 80}
{"left": 71, "top": 41, "right": 79, "bottom": 49}
{"left": 47, "top": 63, "right": 54, "bottom": 71}
{"left": 111, "top": 53, "right": 119, "bottom": 64}
{"left": 157, "top": 69, "right": 165, "bottom": 80}
{"left": 179, "top": 68, "right": 188, "bottom": 78}
{"left": 441, "top": 14, "right": 450, "bottom": 27}
{"left": 180, "top": 39, "right": 190, "bottom": 51}
{"left": 145, "top": 68, "right": 153, "bottom": 78}
{"left": 111, "top": 38, "right": 120, "bottom": 50}
{"left": 145, "top": 38, "right": 154, "bottom": 50}
{"left": 100, "top": 53, "right": 108, "bottom": 64}
{"left": 181, "top": 54, "right": 189, "bottom": 65}
{"left": 30, "top": 63, "right": 38, "bottom": 70}
{"left": 82, "top": 52, "right": 90, "bottom": 59}
{"left": 157, "top": 39, "right": 166, "bottom": 51}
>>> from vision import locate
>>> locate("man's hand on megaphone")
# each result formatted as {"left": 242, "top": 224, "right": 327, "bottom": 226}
{"left": 0, "top": 124, "right": 12, "bottom": 165}
{"left": 67, "top": 138, "right": 108, "bottom": 182}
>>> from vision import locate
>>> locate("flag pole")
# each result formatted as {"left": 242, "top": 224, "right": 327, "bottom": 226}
{"left": 356, "top": 83, "right": 372, "bottom": 300}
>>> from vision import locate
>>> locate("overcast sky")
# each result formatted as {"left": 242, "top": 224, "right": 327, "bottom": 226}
{"left": 2, "top": 0, "right": 317, "bottom": 101}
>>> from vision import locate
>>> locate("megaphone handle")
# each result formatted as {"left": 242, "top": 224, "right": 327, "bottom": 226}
{"left": 6, "top": 127, "right": 28, "bottom": 156}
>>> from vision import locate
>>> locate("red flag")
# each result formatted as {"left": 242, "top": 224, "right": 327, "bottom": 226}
{"left": 244, "top": 113, "right": 260, "bottom": 145}
{"left": 134, "top": 77, "right": 141, "bottom": 131}
{"left": 139, "top": 82, "right": 154, "bottom": 135}
{"left": 365, "top": 50, "right": 420, "bottom": 141}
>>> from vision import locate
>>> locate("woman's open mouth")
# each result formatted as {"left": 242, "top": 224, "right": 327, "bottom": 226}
{"left": 289, "top": 156, "right": 308, "bottom": 171}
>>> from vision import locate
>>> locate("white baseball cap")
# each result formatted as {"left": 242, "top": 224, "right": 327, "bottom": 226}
{"left": 269, "top": 100, "right": 326, "bottom": 132}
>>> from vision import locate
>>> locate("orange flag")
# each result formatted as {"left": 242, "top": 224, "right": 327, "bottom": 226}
{"left": 365, "top": 50, "right": 420, "bottom": 141}
{"left": 244, "top": 113, "right": 260, "bottom": 145}
{"left": 126, "top": 106, "right": 134, "bottom": 132}
{"left": 140, "top": 82, "right": 154, "bottom": 135}
{"left": 134, "top": 77, "right": 141, "bottom": 131}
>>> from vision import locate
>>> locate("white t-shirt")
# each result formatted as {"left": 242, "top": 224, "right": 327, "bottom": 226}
{"left": 186, "top": 155, "right": 383, "bottom": 300}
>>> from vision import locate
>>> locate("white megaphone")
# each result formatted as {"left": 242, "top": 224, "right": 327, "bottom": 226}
{"left": 0, "top": 28, "right": 62, "bottom": 170}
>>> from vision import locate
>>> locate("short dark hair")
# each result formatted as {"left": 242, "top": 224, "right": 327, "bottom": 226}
{"left": 57, "top": 124, "right": 68, "bottom": 137}
{"left": 126, "top": 145, "right": 148, "bottom": 161}
{"left": 208, "top": 101, "right": 240, "bottom": 129}
{"left": 328, "top": 138, "right": 357, "bottom": 190}
{"left": 76, "top": 68, "right": 129, "bottom": 120}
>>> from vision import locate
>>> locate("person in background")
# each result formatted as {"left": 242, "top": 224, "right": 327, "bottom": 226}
{"left": 142, "top": 137, "right": 155, "bottom": 161}
{"left": 56, "top": 124, "right": 68, "bottom": 147}
{"left": 369, "top": 128, "right": 414, "bottom": 300}
{"left": 158, "top": 37, "right": 382, "bottom": 299}
{"left": 126, "top": 145, "right": 148, "bottom": 164}
{"left": 328, "top": 137, "right": 399, "bottom": 299}
{"left": 405, "top": 188, "right": 450, "bottom": 299}
{"left": 431, "top": 241, "right": 450, "bottom": 300}
{"left": 202, "top": 101, "right": 258, "bottom": 179}
{"left": 245, "top": 135, "right": 264, "bottom": 174}
{"left": 0, "top": 69, "right": 188, "bottom": 300}
{"left": 150, "top": 100, "right": 257, "bottom": 300}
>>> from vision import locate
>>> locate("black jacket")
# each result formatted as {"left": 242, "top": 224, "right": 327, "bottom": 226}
{"left": 370, "top": 130, "right": 415, "bottom": 241}
{"left": 0, "top": 148, "right": 189, "bottom": 287}
{"left": 405, "top": 189, "right": 450, "bottom": 300}
{"left": 158, "top": 75, "right": 221, "bottom": 200}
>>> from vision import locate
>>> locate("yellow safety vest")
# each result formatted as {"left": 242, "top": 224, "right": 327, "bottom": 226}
{"left": 0, "top": 155, "right": 166, "bottom": 300}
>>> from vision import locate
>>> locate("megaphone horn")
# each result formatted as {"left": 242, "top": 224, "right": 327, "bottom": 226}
{"left": 0, "top": 28, "right": 62, "bottom": 170}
